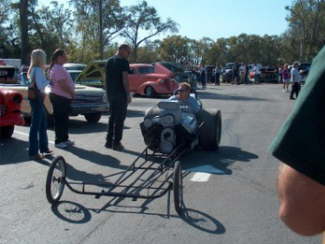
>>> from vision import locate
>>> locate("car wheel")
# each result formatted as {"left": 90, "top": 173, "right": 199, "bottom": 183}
{"left": 84, "top": 113, "right": 101, "bottom": 123}
{"left": 0, "top": 125, "right": 14, "bottom": 139}
{"left": 145, "top": 86, "right": 155, "bottom": 98}
{"left": 23, "top": 116, "right": 31, "bottom": 126}
{"left": 198, "top": 109, "right": 222, "bottom": 151}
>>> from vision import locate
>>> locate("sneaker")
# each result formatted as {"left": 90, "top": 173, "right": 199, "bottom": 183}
{"left": 29, "top": 153, "right": 44, "bottom": 161}
{"left": 41, "top": 149, "right": 53, "bottom": 156}
{"left": 105, "top": 141, "right": 113, "bottom": 149}
{"left": 113, "top": 143, "right": 125, "bottom": 151}
{"left": 65, "top": 140, "right": 75, "bottom": 146}
{"left": 55, "top": 142, "right": 69, "bottom": 149}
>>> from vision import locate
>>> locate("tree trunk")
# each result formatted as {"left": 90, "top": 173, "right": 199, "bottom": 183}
{"left": 20, "top": 0, "right": 29, "bottom": 65}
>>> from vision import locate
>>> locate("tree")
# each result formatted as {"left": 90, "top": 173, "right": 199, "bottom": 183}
{"left": 70, "top": 0, "right": 126, "bottom": 61}
{"left": 28, "top": 1, "right": 73, "bottom": 55}
{"left": 121, "top": 0, "right": 178, "bottom": 61}
{"left": 285, "top": 0, "right": 325, "bottom": 61}
{"left": 159, "top": 35, "right": 192, "bottom": 64}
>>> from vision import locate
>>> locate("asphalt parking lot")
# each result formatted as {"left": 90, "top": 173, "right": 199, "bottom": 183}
{"left": 0, "top": 84, "right": 320, "bottom": 244}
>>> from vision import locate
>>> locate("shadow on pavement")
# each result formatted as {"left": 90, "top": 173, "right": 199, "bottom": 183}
{"left": 182, "top": 146, "right": 258, "bottom": 175}
{"left": 197, "top": 91, "right": 270, "bottom": 102}
{"left": 127, "top": 109, "right": 145, "bottom": 118}
{"left": 51, "top": 201, "right": 91, "bottom": 224}
{"left": 62, "top": 145, "right": 129, "bottom": 170}
{"left": 181, "top": 208, "right": 226, "bottom": 234}
{"left": 0, "top": 138, "right": 50, "bottom": 166}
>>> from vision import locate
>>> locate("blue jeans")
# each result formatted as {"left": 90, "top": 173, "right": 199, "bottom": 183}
{"left": 29, "top": 99, "right": 49, "bottom": 156}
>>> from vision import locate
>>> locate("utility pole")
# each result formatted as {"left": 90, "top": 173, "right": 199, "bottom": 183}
{"left": 20, "top": 0, "right": 29, "bottom": 65}
{"left": 99, "top": 0, "right": 104, "bottom": 59}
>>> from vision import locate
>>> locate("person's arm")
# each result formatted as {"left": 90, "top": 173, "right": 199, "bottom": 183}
{"left": 271, "top": 46, "right": 325, "bottom": 236}
{"left": 189, "top": 97, "right": 201, "bottom": 113}
{"left": 122, "top": 60, "right": 131, "bottom": 103}
{"left": 122, "top": 71, "right": 131, "bottom": 103}
{"left": 278, "top": 164, "right": 325, "bottom": 236}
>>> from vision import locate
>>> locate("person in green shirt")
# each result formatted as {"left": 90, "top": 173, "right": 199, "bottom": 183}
{"left": 270, "top": 46, "right": 325, "bottom": 236}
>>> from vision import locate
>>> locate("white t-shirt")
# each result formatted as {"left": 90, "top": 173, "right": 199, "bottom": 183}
{"left": 290, "top": 67, "right": 301, "bottom": 83}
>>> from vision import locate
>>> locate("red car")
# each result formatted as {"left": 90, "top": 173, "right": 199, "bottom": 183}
{"left": 129, "top": 63, "right": 178, "bottom": 97}
{"left": 0, "top": 88, "right": 25, "bottom": 139}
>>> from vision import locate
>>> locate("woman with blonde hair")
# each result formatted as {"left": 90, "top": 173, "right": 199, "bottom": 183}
{"left": 28, "top": 49, "right": 52, "bottom": 160}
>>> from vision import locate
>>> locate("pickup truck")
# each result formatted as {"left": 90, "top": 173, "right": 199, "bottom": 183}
{"left": 0, "top": 65, "right": 108, "bottom": 124}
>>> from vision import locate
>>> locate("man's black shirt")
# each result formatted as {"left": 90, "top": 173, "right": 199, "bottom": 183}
{"left": 105, "top": 55, "right": 130, "bottom": 99}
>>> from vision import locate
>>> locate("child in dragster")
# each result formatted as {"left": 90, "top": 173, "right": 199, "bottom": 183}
{"left": 140, "top": 82, "right": 221, "bottom": 155}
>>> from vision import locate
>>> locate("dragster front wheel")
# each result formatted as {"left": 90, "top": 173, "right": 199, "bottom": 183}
{"left": 46, "top": 156, "right": 66, "bottom": 204}
{"left": 173, "top": 161, "right": 184, "bottom": 216}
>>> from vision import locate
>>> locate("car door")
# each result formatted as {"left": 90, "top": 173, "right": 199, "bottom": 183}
{"left": 128, "top": 67, "right": 140, "bottom": 92}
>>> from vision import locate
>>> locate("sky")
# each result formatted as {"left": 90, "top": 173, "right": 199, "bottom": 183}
{"left": 39, "top": 0, "right": 293, "bottom": 40}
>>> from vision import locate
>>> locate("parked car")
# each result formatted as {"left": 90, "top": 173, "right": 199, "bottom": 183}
{"left": 77, "top": 60, "right": 179, "bottom": 97}
{"left": 0, "top": 88, "right": 25, "bottom": 139}
{"left": 128, "top": 63, "right": 178, "bottom": 97}
{"left": 0, "top": 65, "right": 108, "bottom": 124}
{"left": 154, "top": 62, "right": 196, "bottom": 89}
{"left": 76, "top": 60, "right": 106, "bottom": 88}
{"left": 67, "top": 70, "right": 82, "bottom": 83}
{"left": 259, "top": 66, "right": 279, "bottom": 82}
{"left": 220, "top": 63, "right": 236, "bottom": 83}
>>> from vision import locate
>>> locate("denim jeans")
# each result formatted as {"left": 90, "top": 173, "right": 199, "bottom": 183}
{"left": 29, "top": 99, "right": 49, "bottom": 156}
{"left": 106, "top": 96, "right": 128, "bottom": 144}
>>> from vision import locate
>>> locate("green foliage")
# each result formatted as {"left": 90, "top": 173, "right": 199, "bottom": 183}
{"left": 2, "top": 0, "right": 325, "bottom": 66}
{"left": 121, "top": 0, "right": 178, "bottom": 61}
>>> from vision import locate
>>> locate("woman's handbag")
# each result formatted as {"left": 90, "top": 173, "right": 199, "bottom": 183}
{"left": 27, "top": 83, "right": 39, "bottom": 100}
{"left": 27, "top": 69, "right": 44, "bottom": 101}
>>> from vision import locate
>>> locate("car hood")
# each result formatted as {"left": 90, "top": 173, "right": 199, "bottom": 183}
{"left": 73, "top": 84, "right": 105, "bottom": 95}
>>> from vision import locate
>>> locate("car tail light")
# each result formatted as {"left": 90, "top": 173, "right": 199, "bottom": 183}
{"left": 13, "top": 94, "right": 22, "bottom": 104}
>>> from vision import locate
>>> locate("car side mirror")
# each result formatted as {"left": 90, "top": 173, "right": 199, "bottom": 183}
{"left": 128, "top": 69, "right": 135, "bottom": 74}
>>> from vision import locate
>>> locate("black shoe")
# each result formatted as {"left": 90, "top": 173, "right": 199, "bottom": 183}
{"left": 105, "top": 141, "right": 113, "bottom": 148}
{"left": 113, "top": 143, "right": 125, "bottom": 151}
{"left": 290, "top": 97, "right": 295, "bottom": 100}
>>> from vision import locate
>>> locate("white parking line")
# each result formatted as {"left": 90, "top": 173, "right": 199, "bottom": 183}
{"left": 190, "top": 172, "right": 211, "bottom": 182}
{"left": 14, "top": 130, "right": 55, "bottom": 145}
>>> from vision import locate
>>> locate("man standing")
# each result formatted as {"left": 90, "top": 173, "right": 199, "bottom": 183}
{"left": 105, "top": 44, "right": 132, "bottom": 151}
{"left": 290, "top": 62, "right": 301, "bottom": 100}
{"left": 199, "top": 66, "right": 206, "bottom": 89}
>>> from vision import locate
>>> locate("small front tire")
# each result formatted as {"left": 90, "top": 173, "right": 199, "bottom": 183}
{"left": 46, "top": 156, "right": 66, "bottom": 204}
{"left": 173, "top": 161, "right": 184, "bottom": 216}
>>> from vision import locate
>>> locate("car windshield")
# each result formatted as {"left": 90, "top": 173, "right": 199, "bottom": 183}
{"left": 68, "top": 71, "right": 82, "bottom": 82}
{"left": 0, "top": 67, "right": 17, "bottom": 84}
{"left": 65, "top": 65, "right": 86, "bottom": 71}
{"left": 138, "top": 66, "right": 154, "bottom": 74}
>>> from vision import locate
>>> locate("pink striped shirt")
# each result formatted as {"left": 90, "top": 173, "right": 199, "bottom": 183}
{"left": 49, "top": 64, "right": 74, "bottom": 99}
